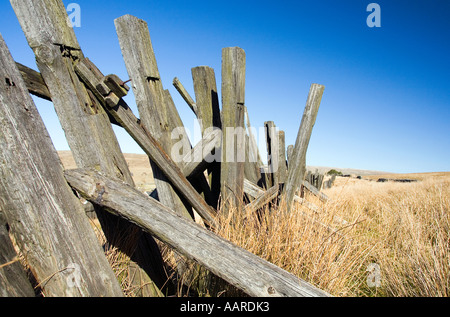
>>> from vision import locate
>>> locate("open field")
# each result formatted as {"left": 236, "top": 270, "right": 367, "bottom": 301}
{"left": 212, "top": 172, "right": 450, "bottom": 297}
{"left": 58, "top": 151, "right": 449, "bottom": 296}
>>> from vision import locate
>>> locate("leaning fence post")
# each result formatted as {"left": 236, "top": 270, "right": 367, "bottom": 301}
{"left": 0, "top": 34, "right": 123, "bottom": 297}
{"left": 283, "top": 84, "right": 324, "bottom": 213}
{"left": 10, "top": 0, "right": 166, "bottom": 296}
{"left": 221, "top": 47, "right": 246, "bottom": 213}
{"left": 191, "top": 66, "right": 222, "bottom": 207}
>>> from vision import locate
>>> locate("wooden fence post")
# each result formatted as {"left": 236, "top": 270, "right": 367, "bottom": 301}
{"left": 115, "top": 14, "right": 197, "bottom": 222}
{"left": 191, "top": 66, "right": 222, "bottom": 207}
{"left": 283, "top": 84, "right": 324, "bottom": 213}
{"left": 244, "top": 107, "right": 265, "bottom": 187}
{"left": 265, "top": 121, "right": 279, "bottom": 187}
{"left": 278, "top": 130, "right": 288, "bottom": 184}
{"left": 221, "top": 47, "right": 246, "bottom": 213}
{"left": 10, "top": 0, "right": 166, "bottom": 296}
{"left": 0, "top": 34, "right": 123, "bottom": 297}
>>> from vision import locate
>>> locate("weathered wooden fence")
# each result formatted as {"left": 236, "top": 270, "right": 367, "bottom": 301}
{"left": 0, "top": 0, "right": 332, "bottom": 297}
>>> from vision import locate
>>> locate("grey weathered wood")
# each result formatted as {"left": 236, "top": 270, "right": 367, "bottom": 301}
{"left": 265, "top": 121, "right": 279, "bottom": 187}
{"left": 287, "top": 144, "right": 294, "bottom": 167}
{"left": 302, "top": 180, "right": 329, "bottom": 202}
{"left": 244, "top": 107, "right": 265, "bottom": 187}
{"left": 284, "top": 84, "right": 325, "bottom": 213}
{"left": 173, "top": 77, "right": 198, "bottom": 116}
{"left": 244, "top": 133, "right": 261, "bottom": 186}
{"left": 10, "top": 1, "right": 166, "bottom": 296}
{"left": 245, "top": 185, "right": 280, "bottom": 213}
{"left": 191, "top": 66, "right": 222, "bottom": 207}
{"left": 0, "top": 34, "right": 123, "bottom": 297}
{"left": 278, "top": 130, "right": 288, "bottom": 184}
{"left": 10, "top": 0, "right": 133, "bottom": 183}
{"left": 16, "top": 62, "right": 51, "bottom": 101}
{"left": 74, "top": 58, "right": 217, "bottom": 226}
{"left": 243, "top": 178, "right": 266, "bottom": 199}
{"left": 180, "top": 129, "right": 222, "bottom": 178}
{"left": 1, "top": 209, "right": 35, "bottom": 297}
{"left": 115, "top": 14, "right": 195, "bottom": 221}
{"left": 191, "top": 66, "right": 222, "bottom": 133}
{"left": 221, "top": 47, "right": 246, "bottom": 212}
{"left": 65, "top": 168, "right": 331, "bottom": 298}
{"left": 245, "top": 179, "right": 319, "bottom": 213}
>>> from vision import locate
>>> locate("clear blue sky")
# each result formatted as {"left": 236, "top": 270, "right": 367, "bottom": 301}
{"left": 1, "top": 0, "right": 449, "bottom": 173}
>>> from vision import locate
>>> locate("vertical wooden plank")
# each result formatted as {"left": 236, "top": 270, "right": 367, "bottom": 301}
{"left": 278, "top": 130, "right": 287, "bottom": 184}
{"left": 191, "top": 66, "right": 222, "bottom": 133}
{"left": 10, "top": 1, "right": 165, "bottom": 296}
{"left": 221, "top": 47, "right": 246, "bottom": 212}
{"left": 244, "top": 107, "right": 265, "bottom": 187}
{"left": 265, "top": 121, "right": 279, "bottom": 187}
{"left": 284, "top": 84, "right": 325, "bottom": 213}
{"left": 191, "top": 66, "right": 222, "bottom": 206}
{"left": 244, "top": 133, "right": 261, "bottom": 185}
{"left": 115, "top": 14, "right": 194, "bottom": 221}
{"left": 0, "top": 34, "right": 123, "bottom": 297}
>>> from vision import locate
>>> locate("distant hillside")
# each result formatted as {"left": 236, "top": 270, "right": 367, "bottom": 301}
{"left": 306, "top": 166, "right": 389, "bottom": 176}
{"left": 59, "top": 151, "right": 389, "bottom": 181}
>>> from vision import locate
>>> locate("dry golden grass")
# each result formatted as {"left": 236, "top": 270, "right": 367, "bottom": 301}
{"left": 211, "top": 173, "right": 450, "bottom": 297}
{"left": 59, "top": 152, "right": 449, "bottom": 296}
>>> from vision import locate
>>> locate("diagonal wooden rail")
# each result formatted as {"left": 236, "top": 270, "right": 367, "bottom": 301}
{"left": 65, "top": 168, "right": 331, "bottom": 298}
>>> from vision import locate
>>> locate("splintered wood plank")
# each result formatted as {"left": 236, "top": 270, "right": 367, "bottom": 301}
{"left": 284, "top": 84, "right": 324, "bottom": 212}
{"left": 65, "top": 168, "right": 331, "bottom": 298}
{"left": 221, "top": 47, "right": 246, "bottom": 212}
{"left": 0, "top": 34, "right": 123, "bottom": 297}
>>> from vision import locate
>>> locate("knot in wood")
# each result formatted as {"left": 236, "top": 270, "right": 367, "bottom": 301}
{"left": 267, "top": 286, "right": 276, "bottom": 295}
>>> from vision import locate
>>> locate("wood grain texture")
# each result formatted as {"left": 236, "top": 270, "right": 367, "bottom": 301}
{"left": 10, "top": 0, "right": 133, "bottom": 183}
{"left": 284, "top": 84, "right": 324, "bottom": 213}
{"left": 16, "top": 62, "right": 51, "bottom": 101}
{"left": 0, "top": 34, "right": 123, "bottom": 297}
{"left": 65, "top": 168, "right": 331, "bottom": 298}
{"left": 115, "top": 14, "right": 194, "bottom": 220}
{"left": 221, "top": 47, "right": 246, "bottom": 212}
{"left": 191, "top": 66, "right": 222, "bottom": 206}
{"left": 277, "top": 130, "right": 288, "bottom": 184}
{"left": 74, "top": 58, "right": 217, "bottom": 226}
{"left": 0, "top": 209, "right": 35, "bottom": 297}
{"left": 10, "top": 1, "right": 165, "bottom": 296}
